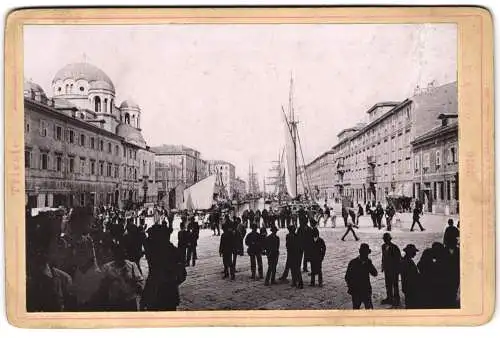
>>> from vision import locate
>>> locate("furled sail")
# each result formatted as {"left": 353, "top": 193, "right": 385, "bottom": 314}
{"left": 283, "top": 110, "right": 297, "bottom": 198}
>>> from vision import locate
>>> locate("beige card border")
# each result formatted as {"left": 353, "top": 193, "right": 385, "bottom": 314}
{"left": 4, "top": 7, "right": 494, "bottom": 327}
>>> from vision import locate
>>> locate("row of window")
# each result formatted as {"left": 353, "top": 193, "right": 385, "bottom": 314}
{"left": 25, "top": 149, "right": 140, "bottom": 180}
{"left": 28, "top": 119, "right": 139, "bottom": 160}
{"left": 414, "top": 147, "right": 458, "bottom": 171}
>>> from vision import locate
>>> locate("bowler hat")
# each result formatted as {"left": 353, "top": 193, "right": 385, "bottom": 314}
{"left": 383, "top": 232, "right": 392, "bottom": 241}
{"left": 359, "top": 243, "right": 371, "bottom": 254}
{"left": 311, "top": 227, "right": 319, "bottom": 238}
{"left": 403, "top": 244, "right": 419, "bottom": 253}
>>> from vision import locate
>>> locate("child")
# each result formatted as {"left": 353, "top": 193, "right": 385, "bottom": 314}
{"left": 309, "top": 227, "right": 326, "bottom": 287}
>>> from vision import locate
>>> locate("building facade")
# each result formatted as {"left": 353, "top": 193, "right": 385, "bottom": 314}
{"left": 412, "top": 115, "right": 458, "bottom": 214}
{"left": 301, "top": 82, "right": 457, "bottom": 212}
{"left": 24, "top": 62, "right": 157, "bottom": 210}
{"left": 300, "top": 150, "right": 337, "bottom": 202}
{"left": 207, "top": 160, "right": 236, "bottom": 198}
{"left": 152, "top": 144, "right": 207, "bottom": 188}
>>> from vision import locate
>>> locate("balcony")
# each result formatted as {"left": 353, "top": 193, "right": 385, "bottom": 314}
{"left": 336, "top": 163, "right": 345, "bottom": 173}
{"left": 367, "top": 155, "right": 376, "bottom": 166}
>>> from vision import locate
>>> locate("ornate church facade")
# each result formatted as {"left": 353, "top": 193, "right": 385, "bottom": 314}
{"left": 24, "top": 62, "right": 157, "bottom": 210}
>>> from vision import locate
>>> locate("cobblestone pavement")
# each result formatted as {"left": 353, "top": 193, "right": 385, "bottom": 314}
{"left": 141, "top": 213, "right": 458, "bottom": 310}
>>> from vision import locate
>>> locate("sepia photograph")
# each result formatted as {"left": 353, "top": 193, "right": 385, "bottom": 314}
{"left": 4, "top": 7, "right": 494, "bottom": 327}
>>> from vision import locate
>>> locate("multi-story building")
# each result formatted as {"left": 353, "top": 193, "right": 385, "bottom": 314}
{"left": 151, "top": 144, "right": 207, "bottom": 188}
{"left": 24, "top": 62, "right": 157, "bottom": 209}
{"left": 155, "top": 162, "right": 182, "bottom": 202}
{"left": 300, "top": 149, "right": 337, "bottom": 202}
{"left": 412, "top": 114, "right": 458, "bottom": 214}
{"left": 319, "top": 81, "right": 457, "bottom": 210}
{"left": 207, "top": 160, "right": 236, "bottom": 198}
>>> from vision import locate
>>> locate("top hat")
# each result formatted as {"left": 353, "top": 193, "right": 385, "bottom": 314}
{"left": 403, "top": 244, "right": 419, "bottom": 253}
{"left": 359, "top": 243, "right": 371, "bottom": 254}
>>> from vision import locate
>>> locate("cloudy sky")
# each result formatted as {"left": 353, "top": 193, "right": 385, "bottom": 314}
{"left": 24, "top": 24, "right": 456, "bottom": 184}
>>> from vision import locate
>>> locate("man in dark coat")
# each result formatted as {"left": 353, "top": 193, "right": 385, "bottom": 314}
{"left": 297, "top": 222, "right": 313, "bottom": 272}
{"left": 385, "top": 203, "right": 396, "bottom": 231}
{"left": 264, "top": 226, "right": 280, "bottom": 285}
{"left": 298, "top": 206, "right": 308, "bottom": 228}
{"left": 248, "top": 209, "right": 255, "bottom": 228}
{"left": 341, "top": 206, "right": 349, "bottom": 227}
{"left": 443, "top": 219, "right": 460, "bottom": 308}
{"left": 381, "top": 232, "right": 401, "bottom": 306}
{"left": 375, "top": 202, "right": 385, "bottom": 230}
{"left": 242, "top": 209, "right": 249, "bottom": 228}
{"left": 245, "top": 224, "right": 263, "bottom": 279}
{"left": 255, "top": 209, "right": 262, "bottom": 228}
{"left": 417, "top": 242, "right": 448, "bottom": 308}
{"left": 219, "top": 226, "right": 237, "bottom": 280}
{"left": 345, "top": 243, "right": 378, "bottom": 309}
{"left": 177, "top": 221, "right": 191, "bottom": 267}
{"left": 261, "top": 208, "right": 269, "bottom": 228}
{"left": 123, "top": 220, "right": 146, "bottom": 275}
{"left": 187, "top": 216, "right": 200, "bottom": 267}
{"left": 400, "top": 244, "right": 420, "bottom": 309}
{"left": 309, "top": 227, "right": 326, "bottom": 287}
{"left": 410, "top": 206, "right": 425, "bottom": 232}
{"left": 142, "top": 226, "right": 186, "bottom": 311}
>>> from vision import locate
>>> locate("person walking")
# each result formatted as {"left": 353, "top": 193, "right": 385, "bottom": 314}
{"left": 410, "top": 205, "right": 425, "bottom": 232}
{"left": 385, "top": 203, "right": 396, "bottom": 231}
{"left": 345, "top": 243, "right": 378, "bottom": 309}
{"left": 341, "top": 206, "right": 349, "bottom": 227}
{"left": 309, "top": 228, "right": 326, "bottom": 287}
{"left": 264, "top": 226, "right": 280, "bottom": 285}
{"left": 341, "top": 219, "right": 360, "bottom": 241}
{"left": 381, "top": 232, "right": 401, "bottom": 307}
{"left": 400, "top": 244, "right": 420, "bottom": 309}
{"left": 245, "top": 224, "right": 263, "bottom": 280}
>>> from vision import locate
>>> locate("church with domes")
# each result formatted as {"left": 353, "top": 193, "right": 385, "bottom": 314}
{"left": 24, "top": 62, "right": 157, "bottom": 210}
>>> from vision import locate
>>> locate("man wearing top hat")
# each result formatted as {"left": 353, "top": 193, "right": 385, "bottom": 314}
{"left": 345, "top": 243, "right": 378, "bottom": 309}
{"left": 400, "top": 244, "right": 420, "bottom": 309}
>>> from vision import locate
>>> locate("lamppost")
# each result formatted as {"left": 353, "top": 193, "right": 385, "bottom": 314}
{"left": 143, "top": 176, "right": 148, "bottom": 204}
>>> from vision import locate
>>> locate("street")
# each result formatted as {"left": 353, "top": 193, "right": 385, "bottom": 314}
{"left": 140, "top": 212, "right": 456, "bottom": 310}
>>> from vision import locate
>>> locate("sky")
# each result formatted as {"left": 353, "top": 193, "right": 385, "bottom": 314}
{"left": 24, "top": 24, "right": 456, "bottom": 185}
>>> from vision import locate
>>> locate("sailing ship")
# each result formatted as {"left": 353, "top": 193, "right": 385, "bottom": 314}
{"left": 281, "top": 76, "right": 315, "bottom": 204}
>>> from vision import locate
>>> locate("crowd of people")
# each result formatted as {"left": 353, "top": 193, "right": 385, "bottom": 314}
{"left": 26, "top": 205, "right": 186, "bottom": 312}
{"left": 25, "top": 199, "right": 460, "bottom": 312}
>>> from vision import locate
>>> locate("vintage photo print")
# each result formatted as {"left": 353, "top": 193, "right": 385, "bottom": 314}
{"left": 4, "top": 7, "right": 494, "bottom": 327}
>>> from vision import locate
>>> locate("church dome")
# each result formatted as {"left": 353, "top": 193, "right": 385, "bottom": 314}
{"left": 120, "top": 100, "right": 140, "bottom": 110}
{"left": 52, "top": 62, "right": 115, "bottom": 92}
{"left": 24, "top": 79, "right": 46, "bottom": 97}
{"left": 116, "top": 123, "right": 146, "bottom": 148}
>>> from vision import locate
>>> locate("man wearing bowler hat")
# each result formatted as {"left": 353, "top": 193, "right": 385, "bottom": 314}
{"left": 381, "top": 232, "right": 402, "bottom": 306}
{"left": 400, "top": 244, "right": 420, "bottom": 309}
{"left": 345, "top": 243, "right": 378, "bottom": 309}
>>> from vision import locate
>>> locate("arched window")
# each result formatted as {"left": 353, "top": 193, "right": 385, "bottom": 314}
{"left": 65, "top": 84, "right": 69, "bottom": 93}
{"left": 436, "top": 150, "right": 441, "bottom": 167}
{"left": 70, "top": 84, "right": 74, "bottom": 93}
{"left": 94, "top": 96, "right": 101, "bottom": 112}
{"left": 124, "top": 113, "right": 130, "bottom": 124}
{"left": 104, "top": 98, "right": 108, "bottom": 113}
{"left": 110, "top": 99, "right": 114, "bottom": 113}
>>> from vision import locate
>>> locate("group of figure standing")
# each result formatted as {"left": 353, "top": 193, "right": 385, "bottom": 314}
{"left": 345, "top": 219, "right": 460, "bottom": 309}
